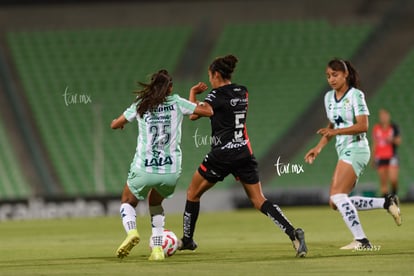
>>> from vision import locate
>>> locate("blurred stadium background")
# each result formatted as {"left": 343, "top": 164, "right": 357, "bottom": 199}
{"left": 0, "top": 0, "right": 413, "bottom": 220}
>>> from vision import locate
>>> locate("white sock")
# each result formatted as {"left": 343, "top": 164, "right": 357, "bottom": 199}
{"left": 330, "top": 193, "right": 366, "bottom": 240}
{"left": 150, "top": 205, "right": 165, "bottom": 247}
{"left": 120, "top": 203, "right": 136, "bottom": 233}
{"left": 350, "top": 196, "right": 385, "bottom": 210}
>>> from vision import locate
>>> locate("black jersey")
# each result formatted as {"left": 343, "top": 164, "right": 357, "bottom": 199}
{"left": 204, "top": 83, "right": 252, "bottom": 160}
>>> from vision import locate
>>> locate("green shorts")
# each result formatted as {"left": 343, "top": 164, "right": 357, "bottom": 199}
{"left": 338, "top": 147, "right": 370, "bottom": 178}
{"left": 126, "top": 168, "right": 180, "bottom": 201}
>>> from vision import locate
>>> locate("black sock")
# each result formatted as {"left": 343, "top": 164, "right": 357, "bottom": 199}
{"left": 384, "top": 193, "right": 395, "bottom": 209}
{"left": 183, "top": 200, "right": 200, "bottom": 240}
{"left": 260, "top": 200, "right": 295, "bottom": 240}
{"left": 356, "top": 238, "right": 371, "bottom": 247}
{"left": 392, "top": 187, "right": 398, "bottom": 195}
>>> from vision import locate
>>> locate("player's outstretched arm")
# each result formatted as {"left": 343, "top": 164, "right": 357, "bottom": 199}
{"left": 111, "top": 114, "right": 128, "bottom": 130}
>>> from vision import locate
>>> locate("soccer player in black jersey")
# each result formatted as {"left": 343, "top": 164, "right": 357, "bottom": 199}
{"left": 179, "top": 54, "right": 307, "bottom": 257}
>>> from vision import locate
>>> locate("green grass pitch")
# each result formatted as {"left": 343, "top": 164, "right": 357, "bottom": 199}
{"left": 1, "top": 204, "right": 413, "bottom": 275}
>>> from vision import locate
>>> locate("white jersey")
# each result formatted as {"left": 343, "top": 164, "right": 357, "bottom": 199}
{"left": 324, "top": 87, "right": 370, "bottom": 154}
{"left": 123, "top": 94, "right": 196, "bottom": 174}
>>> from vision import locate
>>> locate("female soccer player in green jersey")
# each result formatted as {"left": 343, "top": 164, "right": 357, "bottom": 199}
{"left": 111, "top": 69, "right": 212, "bottom": 261}
{"left": 305, "top": 59, "right": 401, "bottom": 250}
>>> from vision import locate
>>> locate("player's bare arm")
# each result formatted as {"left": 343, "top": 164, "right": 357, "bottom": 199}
{"left": 304, "top": 122, "right": 333, "bottom": 164}
{"left": 111, "top": 114, "right": 128, "bottom": 129}
{"left": 189, "top": 82, "right": 213, "bottom": 120}
{"left": 318, "top": 115, "right": 368, "bottom": 138}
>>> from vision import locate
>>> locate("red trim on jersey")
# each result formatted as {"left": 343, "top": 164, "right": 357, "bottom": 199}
{"left": 372, "top": 124, "right": 395, "bottom": 159}
{"left": 244, "top": 126, "right": 253, "bottom": 155}
{"left": 244, "top": 91, "right": 253, "bottom": 155}
{"left": 199, "top": 164, "right": 207, "bottom": 172}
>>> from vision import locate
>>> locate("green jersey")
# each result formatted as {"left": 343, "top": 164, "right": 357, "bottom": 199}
{"left": 124, "top": 94, "right": 196, "bottom": 174}
{"left": 324, "top": 87, "right": 370, "bottom": 154}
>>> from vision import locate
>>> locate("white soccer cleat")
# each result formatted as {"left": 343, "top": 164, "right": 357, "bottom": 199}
{"left": 386, "top": 195, "right": 402, "bottom": 226}
{"left": 340, "top": 238, "right": 371, "bottom": 250}
{"left": 340, "top": 240, "right": 361, "bottom": 250}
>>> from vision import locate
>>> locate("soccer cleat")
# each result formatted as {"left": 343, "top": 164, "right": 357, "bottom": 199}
{"left": 292, "top": 228, "right": 307, "bottom": 257}
{"left": 116, "top": 229, "right": 140, "bottom": 259}
{"left": 340, "top": 238, "right": 371, "bottom": 250}
{"left": 178, "top": 237, "right": 198, "bottom": 251}
{"left": 385, "top": 194, "right": 402, "bottom": 226}
{"left": 148, "top": 246, "right": 165, "bottom": 261}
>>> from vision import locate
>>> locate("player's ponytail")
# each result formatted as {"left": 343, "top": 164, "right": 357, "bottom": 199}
{"left": 209, "top": 54, "right": 238, "bottom": 80}
{"left": 134, "top": 69, "right": 173, "bottom": 117}
{"left": 327, "top": 58, "right": 361, "bottom": 89}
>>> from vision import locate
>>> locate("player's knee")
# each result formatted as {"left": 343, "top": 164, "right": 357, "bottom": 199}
{"left": 120, "top": 184, "right": 138, "bottom": 206}
{"left": 249, "top": 197, "right": 265, "bottom": 210}
{"left": 120, "top": 194, "right": 138, "bottom": 207}
{"left": 121, "top": 197, "right": 138, "bottom": 207}
{"left": 186, "top": 187, "right": 201, "bottom": 201}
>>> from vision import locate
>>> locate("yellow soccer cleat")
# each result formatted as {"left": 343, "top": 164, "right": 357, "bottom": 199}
{"left": 148, "top": 246, "right": 165, "bottom": 261}
{"left": 116, "top": 229, "right": 140, "bottom": 259}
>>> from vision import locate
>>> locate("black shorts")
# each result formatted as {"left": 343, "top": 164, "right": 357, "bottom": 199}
{"left": 375, "top": 156, "right": 399, "bottom": 168}
{"left": 197, "top": 152, "right": 259, "bottom": 184}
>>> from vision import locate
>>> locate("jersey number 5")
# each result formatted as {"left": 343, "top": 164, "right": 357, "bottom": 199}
{"left": 234, "top": 113, "right": 245, "bottom": 141}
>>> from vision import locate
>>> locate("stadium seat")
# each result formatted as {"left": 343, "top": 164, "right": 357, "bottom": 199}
{"left": 202, "top": 20, "right": 373, "bottom": 188}
{"left": 7, "top": 26, "right": 192, "bottom": 196}
{"left": 279, "top": 49, "right": 414, "bottom": 197}
{"left": 6, "top": 20, "right": 374, "bottom": 195}
{"left": 0, "top": 120, "right": 32, "bottom": 199}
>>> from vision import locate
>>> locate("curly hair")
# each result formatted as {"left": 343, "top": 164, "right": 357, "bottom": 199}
{"left": 209, "top": 54, "right": 238, "bottom": 80}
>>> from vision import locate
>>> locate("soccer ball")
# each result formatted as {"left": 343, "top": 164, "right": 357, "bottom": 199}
{"left": 149, "top": 229, "right": 178, "bottom": 257}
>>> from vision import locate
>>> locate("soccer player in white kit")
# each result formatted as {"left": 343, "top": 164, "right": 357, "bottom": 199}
{"left": 305, "top": 59, "right": 401, "bottom": 250}
{"left": 111, "top": 70, "right": 212, "bottom": 261}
